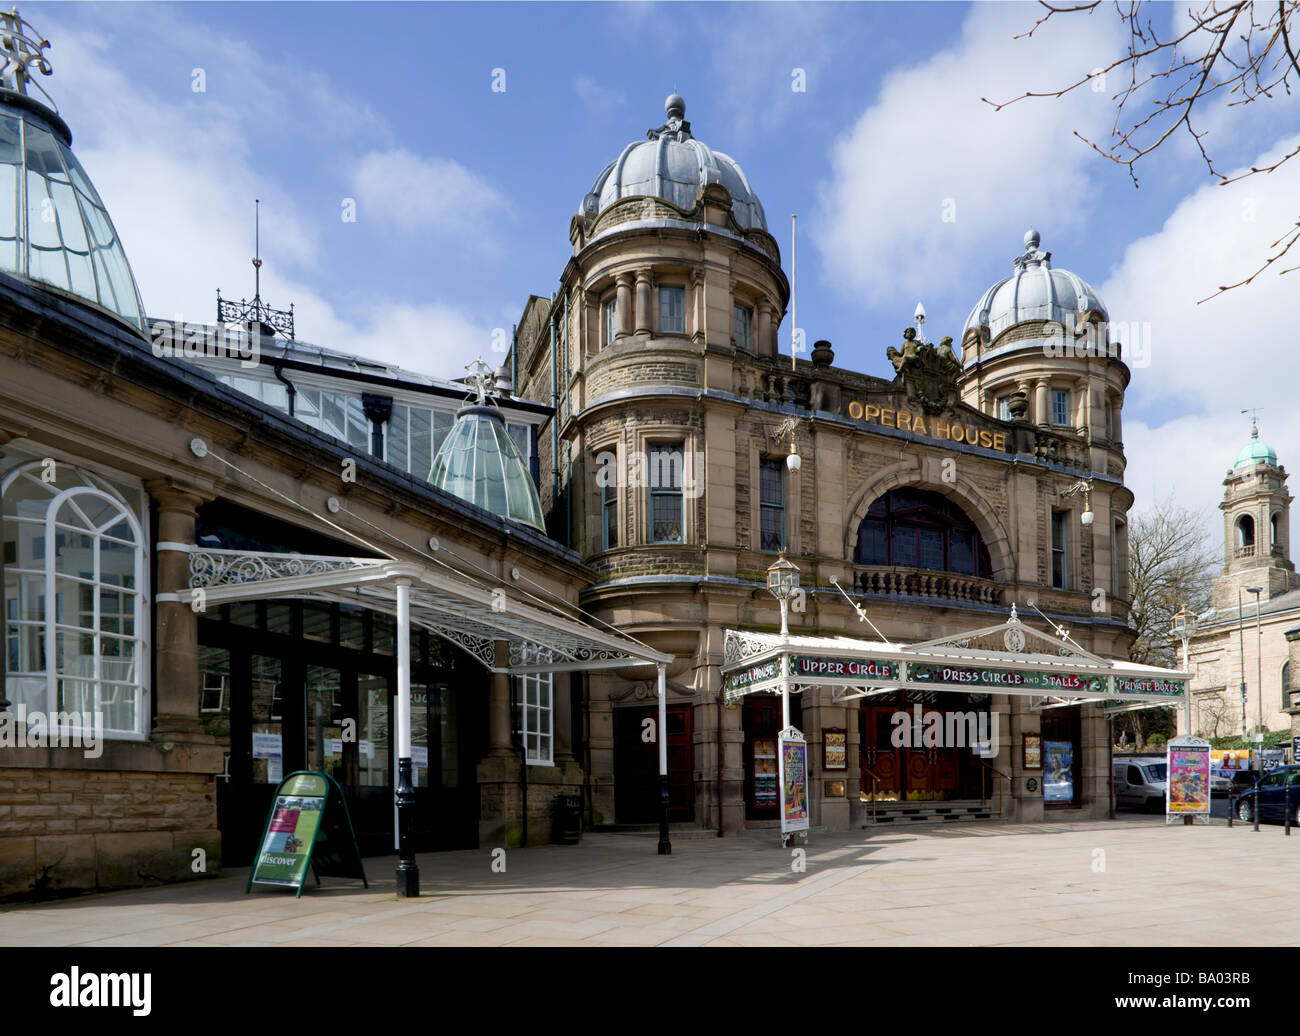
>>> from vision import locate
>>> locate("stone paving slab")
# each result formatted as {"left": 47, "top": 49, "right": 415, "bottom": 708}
{"left": 1, "top": 816, "right": 1298, "bottom": 946}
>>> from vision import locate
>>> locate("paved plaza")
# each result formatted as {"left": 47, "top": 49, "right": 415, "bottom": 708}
{"left": 1, "top": 816, "right": 1296, "bottom": 947}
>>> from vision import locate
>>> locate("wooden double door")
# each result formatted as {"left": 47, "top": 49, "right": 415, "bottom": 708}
{"left": 859, "top": 695, "right": 986, "bottom": 802}
{"left": 613, "top": 703, "right": 695, "bottom": 823}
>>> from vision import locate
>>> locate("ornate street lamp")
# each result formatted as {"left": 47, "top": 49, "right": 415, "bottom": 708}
{"left": 767, "top": 552, "right": 800, "bottom": 636}
{"left": 1062, "top": 478, "right": 1094, "bottom": 525}
{"left": 1171, "top": 605, "right": 1198, "bottom": 733}
{"left": 767, "top": 553, "right": 801, "bottom": 732}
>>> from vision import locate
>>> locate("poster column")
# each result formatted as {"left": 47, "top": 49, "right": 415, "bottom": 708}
{"left": 779, "top": 727, "right": 809, "bottom": 846}
{"left": 1167, "top": 735, "right": 1211, "bottom": 825}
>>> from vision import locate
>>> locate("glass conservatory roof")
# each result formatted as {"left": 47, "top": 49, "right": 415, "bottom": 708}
{"left": 0, "top": 92, "right": 146, "bottom": 333}
{"left": 429, "top": 404, "right": 545, "bottom": 530}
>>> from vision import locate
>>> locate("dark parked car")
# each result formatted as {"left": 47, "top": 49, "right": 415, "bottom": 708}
{"left": 1231, "top": 765, "right": 1300, "bottom": 825}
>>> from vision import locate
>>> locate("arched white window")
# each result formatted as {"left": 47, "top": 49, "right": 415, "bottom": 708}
{"left": 2, "top": 460, "right": 149, "bottom": 739}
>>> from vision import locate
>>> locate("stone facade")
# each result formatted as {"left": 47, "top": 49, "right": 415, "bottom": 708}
{"left": 1182, "top": 437, "right": 1300, "bottom": 741}
{"left": 513, "top": 119, "right": 1136, "bottom": 832}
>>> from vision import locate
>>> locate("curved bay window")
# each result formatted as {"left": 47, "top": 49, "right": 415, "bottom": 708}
{"left": 2, "top": 458, "right": 149, "bottom": 738}
{"left": 856, "top": 488, "right": 992, "bottom": 578}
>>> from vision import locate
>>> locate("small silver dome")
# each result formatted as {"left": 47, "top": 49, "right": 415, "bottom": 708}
{"left": 428, "top": 404, "right": 545, "bottom": 531}
{"left": 963, "top": 230, "right": 1107, "bottom": 351}
{"left": 580, "top": 94, "right": 767, "bottom": 231}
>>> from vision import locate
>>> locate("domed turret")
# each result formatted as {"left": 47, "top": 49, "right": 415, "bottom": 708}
{"left": 1234, "top": 421, "right": 1278, "bottom": 471}
{"left": 579, "top": 94, "right": 767, "bottom": 231}
{"left": 0, "top": 23, "right": 146, "bottom": 334}
{"left": 962, "top": 229, "right": 1107, "bottom": 363}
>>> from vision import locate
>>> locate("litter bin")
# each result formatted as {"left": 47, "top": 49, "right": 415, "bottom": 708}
{"left": 552, "top": 794, "right": 582, "bottom": 844}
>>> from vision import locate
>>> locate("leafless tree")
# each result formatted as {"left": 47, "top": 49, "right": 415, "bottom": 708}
{"left": 1195, "top": 692, "right": 1232, "bottom": 738}
{"left": 1127, "top": 495, "right": 1216, "bottom": 668}
{"left": 1112, "top": 497, "right": 1216, "bottom": 746}
{"left": 987, "top": 1, "right": 1300, "bottom": 300}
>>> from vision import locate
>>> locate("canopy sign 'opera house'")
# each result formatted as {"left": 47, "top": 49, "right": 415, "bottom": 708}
{"left": 0, "top": 43, "right": 1190, "bottom": 898}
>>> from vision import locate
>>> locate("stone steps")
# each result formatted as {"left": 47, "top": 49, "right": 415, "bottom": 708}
{"left": 863, "top": 800, "right": 1000, "bottom": 825}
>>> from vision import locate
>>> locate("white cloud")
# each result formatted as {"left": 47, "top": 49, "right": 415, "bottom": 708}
{"left": 812, "top": 2, "right": 1126, "bottom": 308}
{"left": 350, "top": 149, "right": 506, "bottom": 241}
{"left": 35, "top": 8, "right": 500, "bottom": 381}
{"left": 573, "top": 75, "right": 626, "bottom": 115}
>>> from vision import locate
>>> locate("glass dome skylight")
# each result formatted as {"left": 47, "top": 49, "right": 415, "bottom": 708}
{"left": 428, "top": 404, "right": 545, "bottom": 530}
{"left": 0, "top": 93, "right": 147, "bottom": 333}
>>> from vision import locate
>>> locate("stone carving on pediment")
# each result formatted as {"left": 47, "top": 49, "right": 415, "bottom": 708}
{"left": 886, "top": 328, "right": 962, "bottom": 417}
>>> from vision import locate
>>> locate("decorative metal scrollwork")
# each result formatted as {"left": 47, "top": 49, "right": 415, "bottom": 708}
{"left": 187, "top": 549, "right": 382, "bottom": 588}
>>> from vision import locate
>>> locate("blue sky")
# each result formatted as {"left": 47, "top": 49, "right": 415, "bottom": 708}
{"left": 32, "top": 1, "right": 1300, "bottom": 542}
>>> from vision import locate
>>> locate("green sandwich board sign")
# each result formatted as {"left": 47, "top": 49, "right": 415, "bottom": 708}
{"left": 246, "top": 771, "right": 368, "bottom": 897}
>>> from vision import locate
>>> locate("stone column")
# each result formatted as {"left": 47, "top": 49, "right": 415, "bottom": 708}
{"left": 1111, "top": 397, "right": 1123, "bottom": 446}
{"left": 1074, "top": 376, "right": 1089, "bottom": 431}
{"left": 487, "top": 639, "right": 513, "bottom": 757}
{"left": 1035, "top": 379, "right": 1050, "bottom": 427}
{"left": 755, "top": 301, "right": 773, "bottom": 358}
{"left": 477, "top": 639, "right": 524, "bottom": 846}
{"left": 634, "top": 269, "right": 653, "bottom": 335}
{"left": 554, "top": 671, "right": 575, "bottom": 764}
{"left": 146, "top": 481, "right": 214, "bottom": 745}
{"left": 615, "top": 274, "right": 633, "bottom": 340}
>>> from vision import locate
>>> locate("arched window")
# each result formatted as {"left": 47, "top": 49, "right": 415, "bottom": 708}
{"left": 855, "top": 488, "right": 993, "bottom": 577}
{"left": 1271, "top": 512, "right": 1279, "bottom": 547}
{"left": 2, "top": 460, "right": 148, "bottom": 738}
{"left": 1237, "top": 514, "right": 1255, "bottom": 549}
{"left": 1283, "top": 661, "right": 1292, "bottom": 711}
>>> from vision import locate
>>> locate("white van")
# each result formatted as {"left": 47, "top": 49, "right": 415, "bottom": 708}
{"left": 1113, "top": 757, "right": 1168, "bottom": 813}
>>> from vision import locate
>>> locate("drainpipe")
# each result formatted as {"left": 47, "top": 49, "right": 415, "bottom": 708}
{"left": 562, "top": 292, "right": 572, "bottom": 547}
{"left": 550, "top": 310, "right": 559, "bottom": 525}
{"left": 273, "top": 363, "right": 296, "bottom": 417}
{"left": 510, "top": 323, "right": 518, "bottom": 396}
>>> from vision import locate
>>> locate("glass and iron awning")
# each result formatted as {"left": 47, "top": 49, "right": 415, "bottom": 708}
{"left": 176, "top": 547, "right": 671, "bottom": 674}
{"left": 721, "top": 605, "right": 1188, "bottom": 709}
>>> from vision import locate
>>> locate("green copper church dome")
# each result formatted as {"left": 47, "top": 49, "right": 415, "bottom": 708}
{"left": 1234, "top": 424, "right": 1277, "bottom": 470}
{"left": 428, "top": 404, "right": 545, "bottom": 530}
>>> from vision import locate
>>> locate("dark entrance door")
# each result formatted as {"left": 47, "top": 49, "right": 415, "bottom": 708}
{"left": 859, "top": 694, "right": 989, "bottom": 802}
{"left": 613, "top": 703, "right": 694, "bottom": 823}
{"left": 201, "top": 603, "right": 483, "bottom": 866}
{"left": 859, "top": 703, "right": 902, "bottom": 802}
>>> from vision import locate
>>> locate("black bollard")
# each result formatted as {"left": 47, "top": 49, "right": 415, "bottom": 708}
{"left": 657, "top": 775, "right": 672, "bottom": 855}
{"left": 1253, "top": 789, "right": 1260, "bottom": 832}
{"left": 395, "top": 756, "right": 419, "bottom": 897}
{"left": 1287, "top": 785, "right": 1292, "bottom": 837}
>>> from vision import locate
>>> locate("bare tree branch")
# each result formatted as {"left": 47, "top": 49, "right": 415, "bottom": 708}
{"left": 993, "top": 1, "right": 1300, "bottom": 295}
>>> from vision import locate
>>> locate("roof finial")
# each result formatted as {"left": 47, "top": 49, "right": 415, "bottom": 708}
{"left": 252, "top": 199, "right": 262, "bottom": 302}
{"left": 1014, "top": 227, "right": 1050, "bottom": 271}
{"left": 1242, "top": 407, "right": 1262, "bottom": 439}
{"left": 0, "top": 8, "right": 54, "bottom": 109}
{"left": 465, "top": 356, "right": 495, "bottom": 406}
{"left": 650, "top": 92, "right": 690, "bottom": 141}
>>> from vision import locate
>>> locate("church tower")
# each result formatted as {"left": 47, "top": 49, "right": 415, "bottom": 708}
{"left": 1212, "top": 417, "right": 1299, "bottom": 609}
